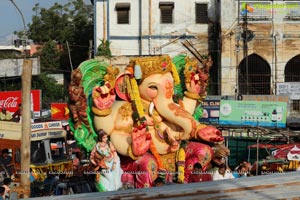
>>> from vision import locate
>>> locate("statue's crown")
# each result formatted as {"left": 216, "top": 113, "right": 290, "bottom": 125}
{"left": 127, "top": 55, "right": 173, "bottom": 80}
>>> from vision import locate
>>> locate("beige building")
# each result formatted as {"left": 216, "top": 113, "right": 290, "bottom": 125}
{"left": 221, "top": 0, "right": 300, "bottom": 113}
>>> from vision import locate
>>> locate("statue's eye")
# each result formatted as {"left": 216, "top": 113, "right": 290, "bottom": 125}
{"left": 149, "top": 85, "right": 158, "bottom": 90}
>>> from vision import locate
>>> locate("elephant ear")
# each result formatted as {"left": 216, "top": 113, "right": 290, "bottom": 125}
{"left": 79, "top": 59, "right": 108, "bottom": 96}
{"left": 172, "top": 54, "right": 187, "bottom": 103}
{"left": 68, "top": 59, "right": 110, "bottom": 152}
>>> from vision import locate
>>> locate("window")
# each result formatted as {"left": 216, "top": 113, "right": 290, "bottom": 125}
{"left": 115, "top": 3, "right": 130, "bottom": 24}
{"left": 50, "top": 138, "right": 67, "bottom": 162}
{"left": 195, "top": 3, "right": 208, "bottom": 24}
{"left": 285, "top": 55, "right": 300, "bottom": 82}
{"left": 31, "top": 141, "right": 46, "bottom": 164}
{"left": 238, "top": 54, "right": 271, "bottom": 95}
{"left": 159, "top": 2, "right": 174, "bottom": 24}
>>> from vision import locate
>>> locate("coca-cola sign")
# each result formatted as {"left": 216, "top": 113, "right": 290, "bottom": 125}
{"left": 0, "top": 90, "right": 41, "bottom": 113}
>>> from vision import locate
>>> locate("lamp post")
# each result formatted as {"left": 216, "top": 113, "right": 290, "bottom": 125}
{"left": 10, "top": 0, "right": 32, "bottom": 197}
{"left": 9, "top": 0, "right": 27, "bottom": 57}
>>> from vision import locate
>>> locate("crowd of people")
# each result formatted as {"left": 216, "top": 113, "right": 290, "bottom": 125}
{"left": 0, "top": 125, "right": 280, "bottom": 197}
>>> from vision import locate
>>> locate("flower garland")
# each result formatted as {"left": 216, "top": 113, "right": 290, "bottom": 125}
{"left": 176, "top": 147, "right": 186, "bottom": 183}
{"left": 171, "top": 63, "right": 181, "bottom": 85}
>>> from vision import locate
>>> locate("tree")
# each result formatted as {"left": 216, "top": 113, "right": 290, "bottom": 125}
{"left": 16, "top": 0, "right": 93, "bottom": 71}
{"left": 14, "top": 0, "right": 93, "bottom": 108}
{"left": 31, "top": 73, "right": 66, "bottom": 109}
{"left": 96, "top": 39, "right": 112, "bottom": 58}
{"left": 40, "top": 40, "right": 61, "bottom": 73}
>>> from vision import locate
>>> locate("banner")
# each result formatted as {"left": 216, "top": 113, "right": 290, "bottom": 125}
{"left": 276, "top": 82, "right": 300, "bottom": 100}
{"left": 199, "top": 100, "right": 220, "bottom": 125}
{"left": 50, "top": 103, "right": 69, "bottom": 120}
{"left": 219, "top": 100, "right": 287, "bottom": 128}
{"left": 0, "top": 90, "right": 41, "bottom": 113}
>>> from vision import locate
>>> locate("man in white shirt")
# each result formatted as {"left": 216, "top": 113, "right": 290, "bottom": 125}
{"left": 212, "top": 163, "right": 235, "bottom": 180}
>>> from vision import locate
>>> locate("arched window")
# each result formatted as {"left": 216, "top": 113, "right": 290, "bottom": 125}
{"left": 285, "top": 55, "right": 300, "bottom": 82}
{"left": 238, "top": 54, "right": 271, "bottom": 95}
{"left": 285, "top": 55, "right": 300, "bottom": 112}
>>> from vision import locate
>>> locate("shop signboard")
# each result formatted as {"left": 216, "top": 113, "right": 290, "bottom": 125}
{"left": 276, "top": 82, "right": 300, "bottom": 100}
{"left": 0, "top": 90, "right": 41, "bottom": 116}
{"left": 219, "top": 100, "right": 287, "bottom": 128}
{"left": 199, "top": 100, "right": 220, "bottom": 125}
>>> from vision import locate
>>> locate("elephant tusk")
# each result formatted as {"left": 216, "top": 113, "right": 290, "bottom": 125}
{"left": 149, "top": 101, "right": 155, "bottom": 116}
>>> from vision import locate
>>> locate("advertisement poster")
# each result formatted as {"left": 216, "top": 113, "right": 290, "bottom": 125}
{"left": 276, "top": 82, "right": 300, "bottom": 100}
{"left": 219, "top": 100, "right": 287, "bottom": 128}
{"left": 0, "top": 90, "right": 41, "bottom": 114}
{"left": 50, "top": 103, "right": 69, "bottom": 120}
{"left": 199, "top": 100, "right": 220, "bottom": 125}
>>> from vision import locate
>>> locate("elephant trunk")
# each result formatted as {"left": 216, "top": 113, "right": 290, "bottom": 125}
{"left": 154, "top": 99, "right": 197, "bottom": 140}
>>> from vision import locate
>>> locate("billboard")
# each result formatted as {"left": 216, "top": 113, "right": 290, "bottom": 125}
{"left": 199, "top": 100, "right": 220, "bottom": 125}
{"left": 276, "top": 82, "right": 300, "bottom": 100}
{"left": 219, "top": 100, "right": 287, "bottom": 128}
{"left": 0, "top": 90, "right": 41, "bottom": 115}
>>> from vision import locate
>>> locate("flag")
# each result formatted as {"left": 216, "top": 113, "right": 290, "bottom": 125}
{"left": 51, "top": 103, "right": 69, "bottom": 120}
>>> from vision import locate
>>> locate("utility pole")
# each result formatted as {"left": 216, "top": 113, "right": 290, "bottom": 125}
{"left": 235, "top": 0, "right": 241, "bottom": 99}
{"left": 103, "top": 1, "right": 106, "bottom": 46}
{"left": 89, "top": 40, "right": 93, "bottom": 59}
{"left": 10, "top": 0, "right": 32, "bottom": 197}
{"left": 242, "top": 3, "right": 249, "bottom": 95}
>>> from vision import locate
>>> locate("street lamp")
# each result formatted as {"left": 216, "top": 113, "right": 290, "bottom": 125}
{"left": 9, "top": 0, "right": 27, "bottom": 58}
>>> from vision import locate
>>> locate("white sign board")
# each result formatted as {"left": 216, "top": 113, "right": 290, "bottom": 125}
{"left": 276, "top": 82, "right": 300, "bottom": 100}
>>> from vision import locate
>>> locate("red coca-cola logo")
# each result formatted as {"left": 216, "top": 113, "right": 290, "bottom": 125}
{"left": 0, "top": 97, "right": 19, "bottom": 108}
{"left": 0, "top": 90, "right": 41, "bottom": 113}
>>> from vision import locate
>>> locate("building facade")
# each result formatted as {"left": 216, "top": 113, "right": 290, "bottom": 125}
{"left": 221, "top": 0, "right": 300, "bottom": 114}
{"left": 94, "top": 0, "right": 220, "bottom": 93}
{"left": 94, "top": 0, "right": 220, "bottom": 56}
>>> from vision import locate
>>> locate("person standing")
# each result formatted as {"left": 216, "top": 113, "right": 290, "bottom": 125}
{"left": 90, "top": 129, "right": 123, "bottom": 192}
{"left": 12, "top": 104, "right": 22, "bottom": 122}
{"left": 0, "top": 149, "right": 13, "bottom": 177}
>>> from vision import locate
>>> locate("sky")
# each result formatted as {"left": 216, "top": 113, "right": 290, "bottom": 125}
{"left": 0, "top": 0, "right": 91, "bottom": 45}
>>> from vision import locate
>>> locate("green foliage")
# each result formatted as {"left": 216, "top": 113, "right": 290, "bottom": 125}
{"left": 40, "top": 41, "right": 60, "bottom": 72}
{"left": 0, "top": 73, "right": 65, "bottom": 109}
{"left": 15, "top": 0, "right": 93, "bottom": 73}
{"left": 31, "top": 73, "right": 66, "bottom": 109}
{"left": 11, "top": 0, "right": 94, "bottom": 109}
{"left": 96, "top": 39, "right": 112, "bottom": 58}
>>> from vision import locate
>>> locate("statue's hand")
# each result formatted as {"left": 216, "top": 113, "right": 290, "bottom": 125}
{"left": 132, "top": 123, "right": 151, "bottom": 157}
{"left": 185, "top": 72, "right": 201, "bottom": 94}
{"left": 196, "top": 126, "right": 224, "bottom": 142}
